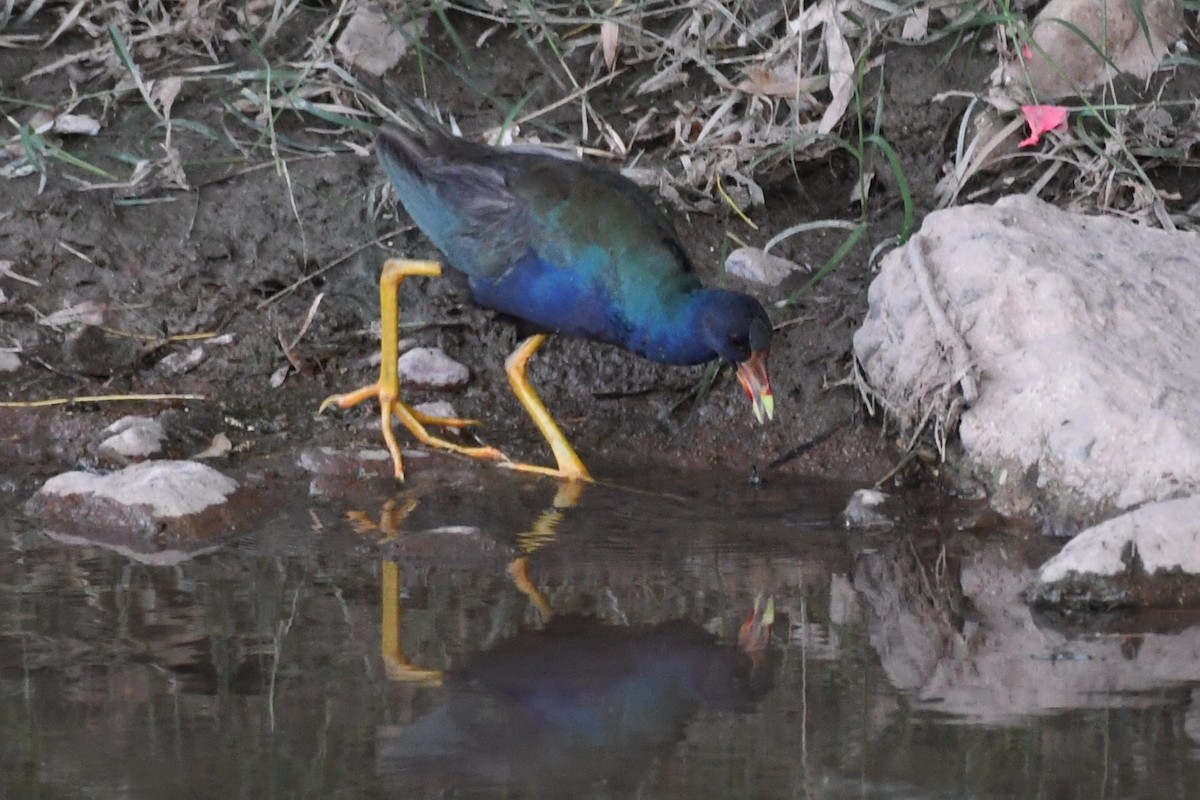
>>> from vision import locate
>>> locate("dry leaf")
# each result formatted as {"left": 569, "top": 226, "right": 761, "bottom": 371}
{"left": 158, "top": 144, "right": 190, "bottom": 190}
{"left": 38, "top": 300, "right": 105, "bottom": 328}
{"left": 336, "top": 5, "right": 423, "bottom": 76}
{"left": 737, "top": 67, "right": 824, "bottom": 98}
{"left": 725, "top": 247, "right": 806, "bottom": 287}
{"left": 818, "top": 3, "right": 855, "bottom": 135}
{"left": 1019, "top": 104, "right": 1069, "bottom": 148}
{"left": 152, "top": 76, "right": 184, "bottom": 118}
{"left": 902, "top": 6, "right": 929, "bottom": 40}
{"left": 0, "top": 261, "right": 41, "bottom": 286}
{"left": 194, "top": 432, "right": 233, "bottom": 459}
{"left": 601, "top": 19, "right": 620, "bottom": 72}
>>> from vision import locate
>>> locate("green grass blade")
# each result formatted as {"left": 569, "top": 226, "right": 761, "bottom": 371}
{"left": 16, "top": 124, "right": 46, "bottom": 174}
{"left": 775, "top": 222, "right": 868, "bottom": 308}
{"left": 864, "top": 133, "right": 914, "bottom": 242}
{"left": 763, "top": 219, "right": 859, "bottom": 254}
{"left": 41, "top": 140, "right": 116, "bottom": 179}
{"left": 287, "top": 98, "right": 377, "bottom": 133}
{"left": 165, "top": 118, "right": 224, "bottom": 142}
{"left": 107, "top": 23, "right": 159, "bottom": 119}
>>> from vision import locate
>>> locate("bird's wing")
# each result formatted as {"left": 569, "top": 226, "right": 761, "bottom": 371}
{"left": 502, "top": 156, "right": 701, "bottom": 299}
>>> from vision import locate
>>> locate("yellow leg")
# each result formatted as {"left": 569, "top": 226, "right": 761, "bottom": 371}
{"left": 318, "top": 258, "right": 503, "bottom": 480}
{"left": 507, "top": 557, "right": 555, "bottom": 621}
{"left": 381, "top": 559, "right": 444, "bottom": 685}
{"left": 506, "top": 480, "right": 586, "bottom": 621}
{"left": 499, "top": 334, "right": 592, "bottom": 482}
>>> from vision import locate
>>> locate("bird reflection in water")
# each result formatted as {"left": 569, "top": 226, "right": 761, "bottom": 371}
{"left": 351, "top": 482, "right": 777, "bottom": 794}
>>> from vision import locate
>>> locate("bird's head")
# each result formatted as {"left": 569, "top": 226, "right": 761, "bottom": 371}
{"left": 699, "top": 290, "right": 775, "bottom": 424}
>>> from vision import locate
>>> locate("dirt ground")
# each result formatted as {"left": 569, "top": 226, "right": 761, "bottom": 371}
{"left": 1, "top": 5, "right": 1195, "bottom": 501}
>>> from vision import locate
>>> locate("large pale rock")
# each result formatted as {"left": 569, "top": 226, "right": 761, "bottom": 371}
{"left": 854, "top": 195, "right": 1200, "bottom": 528}
{"left": 1001, "top": 0, "right": 1183, "bottom": 101}
{"left": 856, "top": 538, "right": 1200, "bottom": 720}
{"left": 26, "top": 460, "right": 253, "bottom": 558}
{"left": 1027, "top": 495, "right": 1200, "bottom": 608}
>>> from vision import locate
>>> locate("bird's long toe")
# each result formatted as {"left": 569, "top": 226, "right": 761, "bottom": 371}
{"left": 318, "top": 382, "right": 382, "bottom": 414}
{"left": 498, "top": 460, "right": 592, "bottom": 482}
{"left": 318, "top": 382, "right": 503, "bottom": 479}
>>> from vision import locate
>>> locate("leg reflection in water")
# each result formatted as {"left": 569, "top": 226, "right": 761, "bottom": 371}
{"left": 346, "top": 481, "right": 587, "bottom": 685}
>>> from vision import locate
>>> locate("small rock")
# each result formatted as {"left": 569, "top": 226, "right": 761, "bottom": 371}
{"left": 52, "top": 113, "right": 101, "bottom": 136}
{"left": 842, "top": 488, "right": 895, "bottom": 530}
{"left": 1027, "top": 496, "right": 1200, "bottom": 609}
{"left": 0, "top": 351, "right": 19, "bottom": 372}
{"left": 298, "top": 445, "right": 402, "bottom": 497}
{"left": 414, "top": 400, "right": 462, "bottom": 428}
{"left": 724, "top": 247, "right": 805, "bottom": 287}
{"left": 158, "top": 346, "right": 206, "bottom": 375}
{"left": 98, "top": 415, "right": 165, "bottom": 460}
{"left": 399, "top": 347, "right": 470, "bottom": 390}
{"left": 26, "top": 461, "right": 246, "bottom": 547}
{"left": 268, "top": 364, "right": 290, "bottom": 388}
{"left": 299, "top": 446, "right": 394, "bottom": 479}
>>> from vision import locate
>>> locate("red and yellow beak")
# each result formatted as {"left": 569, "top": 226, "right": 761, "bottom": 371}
{"left": 736, "top": 350, "right": 774, "bottom": 425}
{"left": 737, "top": 594, "right": 775, "bottom": 657}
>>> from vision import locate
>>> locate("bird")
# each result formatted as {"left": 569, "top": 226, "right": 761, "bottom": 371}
{"left": 375, "top": 601, "right": 775, "bottom": 793}
{"left": 320, "top": 100, "right": 774, "bottom": 482}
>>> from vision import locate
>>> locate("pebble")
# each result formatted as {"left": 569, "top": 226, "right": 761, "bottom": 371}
{"left": 398, "top": 347, "right": 470, "bottom": 390}
{"left": 725, "top": 247, "right": 805, "bottom": 287}
{"left": 98, "top": 415, "right": 165, "bottom": 460}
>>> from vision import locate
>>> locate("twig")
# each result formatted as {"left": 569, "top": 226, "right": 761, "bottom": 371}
{"left": 908, "top": 235, "right": 978, "bottom": 405}
{"left": 0, "top": 393, "right": 205, "bottom": 408}
{"left": 256, "top": 228, "right": 409, "bottom": 309}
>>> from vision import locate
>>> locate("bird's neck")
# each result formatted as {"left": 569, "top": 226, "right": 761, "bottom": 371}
{"left": 626, "top": 290, "right": 718, "bottom": 367}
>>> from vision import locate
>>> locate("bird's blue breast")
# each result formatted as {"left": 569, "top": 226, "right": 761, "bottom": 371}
{"left": 468, "top": 248, "right": 621, "bottom": 343}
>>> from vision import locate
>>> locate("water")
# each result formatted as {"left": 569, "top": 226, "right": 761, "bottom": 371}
{"left": 3, "top": 462, "right": 1199, "bottom": 799}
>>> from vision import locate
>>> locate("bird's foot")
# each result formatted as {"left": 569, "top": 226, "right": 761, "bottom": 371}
{"left": 382, "top": 656, "right": 444, "bottom": 686}
{"left": 498, "top": 460, "right": 592, "bottom": 482}
{"left": 318, "top": 382, "right": 503, "bottom": 480}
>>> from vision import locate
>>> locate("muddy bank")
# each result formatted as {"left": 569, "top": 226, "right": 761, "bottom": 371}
{"left": 0, "top": 15, "right": 909, "bottom": 492}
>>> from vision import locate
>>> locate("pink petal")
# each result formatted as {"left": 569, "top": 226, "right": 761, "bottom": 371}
{"left": 1019, "top": 104, "right": 1069, "bottom": 148}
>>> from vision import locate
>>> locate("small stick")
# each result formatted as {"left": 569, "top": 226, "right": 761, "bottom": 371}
{"left": 0, "top": 393, "right": 204, "bottom": 409}
{"left": 908, "top": 235, "right": 978, "bottom": 405}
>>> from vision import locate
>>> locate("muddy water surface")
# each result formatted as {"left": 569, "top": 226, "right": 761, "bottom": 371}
{"left": 3, "top": 463, "right": 1199, "bottom": 799}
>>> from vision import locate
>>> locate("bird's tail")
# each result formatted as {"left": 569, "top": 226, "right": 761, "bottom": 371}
{"left": 376, "top": 98, "right": 453, "bottom": 177}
